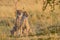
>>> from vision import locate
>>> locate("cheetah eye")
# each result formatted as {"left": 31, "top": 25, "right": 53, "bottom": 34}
{"left": 19, "top": 13, "right": 21, "bottom": 15}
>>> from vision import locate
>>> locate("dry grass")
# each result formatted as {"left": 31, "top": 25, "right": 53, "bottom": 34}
{"left": 0, "top": 0, "right": 60, "bottom": 40}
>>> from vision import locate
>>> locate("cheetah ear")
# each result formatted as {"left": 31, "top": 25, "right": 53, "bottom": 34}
{"left": 23, "top": 11, "right": 29, "bottom": 17}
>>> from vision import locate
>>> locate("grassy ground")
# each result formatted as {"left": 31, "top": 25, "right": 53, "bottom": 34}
{"left": 0, "top": 26, "right": 60, "bottom": 40}
{"left": 0, "top": 17, "right": 60, "bottom": 40}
